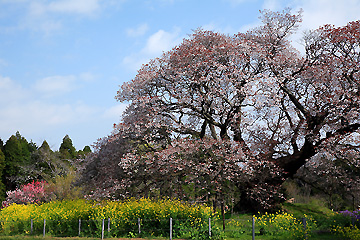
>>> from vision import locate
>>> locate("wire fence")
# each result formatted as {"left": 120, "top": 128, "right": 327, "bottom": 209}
{"left": 1, "top": 215, "right": 359, "bottom": 239}
{"left": 219, "top": 214, "right": 360, "bottom": 240}
{"left": 1, "top": 217, "right": 211, "bottom": 239}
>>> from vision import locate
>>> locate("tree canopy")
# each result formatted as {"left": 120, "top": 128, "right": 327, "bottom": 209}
{"left": 59, "top": 135, "right": 77, "bottom": 159}
{"left": 83, "top": 9, "right": 360, "bottom": 212}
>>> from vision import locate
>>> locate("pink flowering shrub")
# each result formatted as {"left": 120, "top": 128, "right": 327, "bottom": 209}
{"left": 2, "top": 180, "right": 51, "bottom": 208}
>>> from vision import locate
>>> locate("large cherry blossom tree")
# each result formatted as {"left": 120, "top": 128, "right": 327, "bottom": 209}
{"left": 83, "top": 9, "right": 360, "bottom": 212}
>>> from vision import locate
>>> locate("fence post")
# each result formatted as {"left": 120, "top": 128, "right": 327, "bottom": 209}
{"left": 30, "top": 219, "right": 33, "bottom": 235}
{"left": 252, "top": 217, "right": 255, "bottom": 240}
{"left": 302, "top": 217, "right": 307, "bottom": 240}
{"left": 209, "top": 218, "right": 211, "bottom": 237}
{"left": 78, "top": 219, "right": 81, "bottom": 237}
{"left": 170, "top": 218, "right": 173, "bottom": 240}
{"left": 43, "top": 219, "right": 46, "bottom": 237}
{"left": 101, "top": 219, "right": 105, "bottom": 240}
{"left": 108, "top": 218, "right": 110, "bottom": 232}
{"left": 138, "top": 218, "right": 141, "bottom": 234}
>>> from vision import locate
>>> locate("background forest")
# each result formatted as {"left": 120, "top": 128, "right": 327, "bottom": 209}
{"left": 0, "top": 132, "right": 91, "bottom": 203}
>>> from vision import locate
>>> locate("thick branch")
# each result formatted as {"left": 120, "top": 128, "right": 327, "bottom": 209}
{"left": 272, "top": 136, "right": 316, "bottom": 178}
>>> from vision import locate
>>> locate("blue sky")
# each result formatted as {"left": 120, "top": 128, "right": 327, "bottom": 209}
{"left": 0, "top": 0, "right": 359, "bottom": 150}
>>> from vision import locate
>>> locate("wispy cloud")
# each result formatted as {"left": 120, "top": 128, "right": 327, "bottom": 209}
{"left": 0, "top": 0, "right": 116, "bottom": 34}
{"left": 126, "top": 23, "right": 149, "bottom": 37}
{"left": 225, "top": 0, "right": 256, "bottom": 5}
{"left": 261, "top": 0, "right": 360, "bottom": 28}
{"left": 256, "top": 0, "right": 360, "bottom": 52}
{"left": 0, "top": 74, "right": 126, "bottom": 148}
{"left": 144, "top": 28, "right": 182, "bottom": 54}
{"left": 103, "top": 104, "right": 128, "bottom": 120}
{"left": 123, "top": 28, "right": 183, "bottom": 70}
{"left": 0, "top": 76, "right": 28, "bottom": 104}
{"left": 47, "top": 0, "right": 100, "bottom": 15}
{"left": 29, "top": 0, "right": 101, "bottom": 16}
{"left": 34, "top": 75, "right": 78, "bottom": 97}
{"left": 298, "top": 0, "right": 360, "bottom": 29}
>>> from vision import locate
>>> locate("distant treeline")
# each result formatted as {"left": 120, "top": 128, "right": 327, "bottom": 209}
{"left": 0, "top": 131, "right": 91, "bottom": 202}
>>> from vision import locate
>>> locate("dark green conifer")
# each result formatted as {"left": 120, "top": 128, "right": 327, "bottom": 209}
{"left": 59, "top": 135, "right": 76, "bottom": 159}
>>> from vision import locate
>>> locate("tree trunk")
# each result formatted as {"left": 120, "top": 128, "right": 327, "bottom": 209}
{"left": 235, "top": 137, "right": 317, "bottom": 213}
{"left": 273, "top": 137, "right": 316, "bottom": 178}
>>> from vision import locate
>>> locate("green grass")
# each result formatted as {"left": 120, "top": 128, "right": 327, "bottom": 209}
{"left": 0, "top": 237, "right": 100, "bottom": 240}
{"left": 282, "top": 201, "right": 334, "bottom": 219}
{"left": 216, "top": 202, "right": 349, "bottom": 240}
{"left": 223, "top": 233, "right": 344, "bottom": 240}
{"left": 0, "top": 235, "right": 345, "bottom": 240}
{"left": 0, "top": 236, "right": 171, "bottom": 240}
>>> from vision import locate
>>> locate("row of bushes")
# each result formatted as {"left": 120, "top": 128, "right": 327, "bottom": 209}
{"left": 0, "top": 198, "right": 223, "bottom": 239}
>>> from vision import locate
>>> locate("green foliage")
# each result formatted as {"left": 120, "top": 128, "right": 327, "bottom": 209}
{"left": 0, "top": 138, "right": 3, "bottom": 151}
{"left": 83, "top": 146, "right": 91, "bottom": 154}
{"left": 76, "top": 145, "right": 92, "bottom": 159}
{"left": 25, "top": 140, "right": 72, "bottom": 183}
{"left": 45, "top": 171, "right": 83, "bottom": 201}
{"left": 59, "top": 135, "right": 76, "bottom": 160}
{"left": 39, "top": 141, "right": 51, "bottom": 152}
{"left": 26, "top": 144, "right": 55, "bottom": 181}
{"left": 0, "top": 200, "right": 357, "bottom": 239}
{"left": 0, "top": 198, "right": 218, "bottom": 239}
{"left": 282, "top": 201, "right": 334, "bottom": 220}
{"left": 4, "top": 135, "right": 26, "bottom": 175}
{"left": 333, "top": 225, "right": 360, "bottom": 240}
{"left": 0, "top": 149, "right": 6, "bottom": 202}
{"left": 254, "top": 212, "right": 316, "bottom": 239}
{"left": 220, "top": 202, "right": 358, "bottom": 240}
{"left": 3, "top": 132, "right": 35, "bottom": 189}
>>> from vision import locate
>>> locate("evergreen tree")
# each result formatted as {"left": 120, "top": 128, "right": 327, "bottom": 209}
{"left": 59, "top": 135, "right": 76, "bottom": 159}
{"left": 83, "top": 146, "right": 91, "bottom": 154}
{"left": 39, "top": 140, "right": 52, "bottom": 152}
{"left": 3, "top": 132, "right": 36, "bottom": 190}
{"left": 0, "top": 138, "right": 4, "bottom": 151}
{"left": 3, "top": 135, "right": 23, "bottom": 190}
{"left": 27, "top": 139, "right": 74, "bottom": 182}
{"left": 77, "top": 145, "right": 92, "bottom": 159}
{"left": 27, "top": 140, "right": 56, "bottom": 181}
{"left": 0, "top": 149, "right": 6, "bottom": 202}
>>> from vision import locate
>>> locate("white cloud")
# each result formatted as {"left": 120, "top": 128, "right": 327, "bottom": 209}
{"left": 103, "top": 104, "right": 128, "bottom": 119}
{"left": 33, "top": 73, "right": 97, "bottom": 97}
{"left": 123, "top": 28, "right": 183, "bottom": 70}
{"left": 34, "top": 75, "right": 78, "bottom": 97}
{"left": 261, "top": 0, "right": 360, "bottom": 29}
{"left": 0, "top": 75, "right": 95, "bottom": 130}
{"left": 226, "top": 0, "right": 256, "bottom": 5}
{"left": 2, "top": 0, "right": 109, "bottom": 34}
{"left": 79, "top": 72, "right": 97, "bottom": 82}
{"left": 29, "top": 0, "right": 100, "bottom": 16}
{"left": 47, "top": 0, "right": 100, "bottom": 15}
{"left": 0, "top": 99, "right": 99, "bottom": 148}
{"left": 201, "top": 22, "right": 239, "bottom": 35}
{"left": 0, "top": 75, "right": 29, "bottom": 103}
{"left": 126, "top": 23, "right": 149, "bottom": 37}
{"left": 144, "top": 28, "right": 181, "bottom": 54}
{"left": 0, "top": 74, "right": 123, "bottom": 149}
{"left": 262, "top": 0, "right": 284, "bottom": 10}
{"left": 297, "top": 0, "right": 360, "bottom": 29}
{"left": 257, "top": 0, "right": 360, "bottom": 53}
{"left": 28, "top": 1, "right": 46, "bottom": 16}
